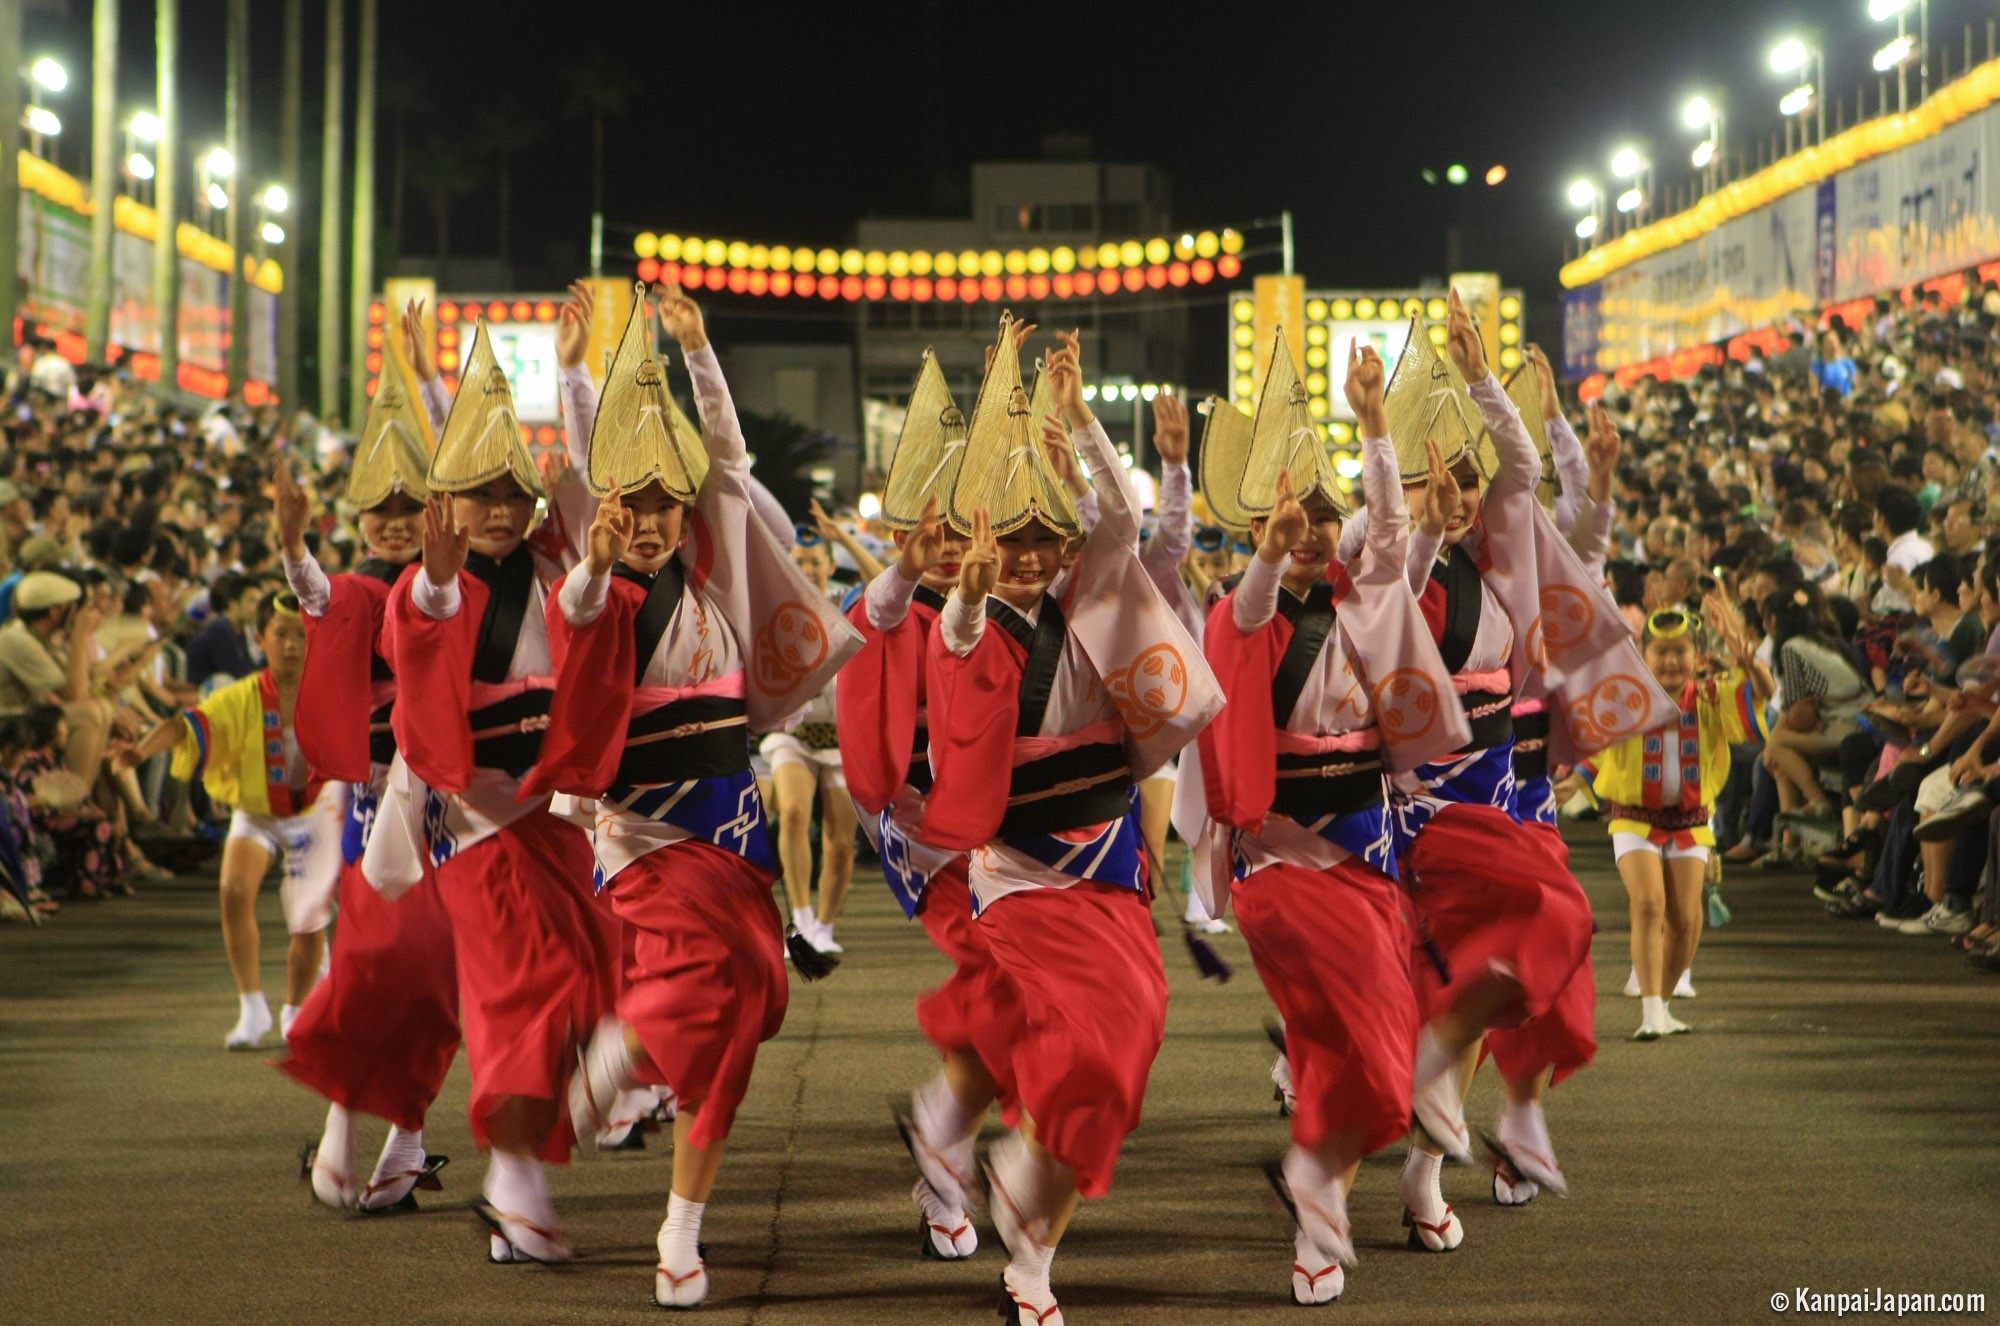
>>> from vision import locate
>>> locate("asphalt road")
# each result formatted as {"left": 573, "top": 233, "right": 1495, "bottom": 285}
{"left": 4, "top": 829, "right": 1998, "bottom": 1325}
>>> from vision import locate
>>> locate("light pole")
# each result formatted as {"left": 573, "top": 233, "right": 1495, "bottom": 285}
{"left": 124, "top": 110, "right": 160, "bottom": 205}
{"left": 1569, "top": 177, "right": 1605, "bottom": 250}
{"left": 254, "top": 184, "right": 287, "bottom": 257}
{"left": 22, "top": 54, "right": 64, "bottom": 165}
{"left": 199, "top": 146, "right": 233, "bottom": 235}
{"left": 1870, "top": 0, "right": 1928, "bottom": 111}
{"left": 1684, "top": 95, "right": 1725, "bottom": 193}
{"left": 1611, "top": 145, "right": 1650, "bottom": 236}
{"left": 1771, "top": 37, "right": 1826, "bottom": 148}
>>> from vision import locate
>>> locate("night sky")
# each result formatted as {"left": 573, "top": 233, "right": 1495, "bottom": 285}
{"left": 24, "top": 0, "right": 1994, "bottom": 360}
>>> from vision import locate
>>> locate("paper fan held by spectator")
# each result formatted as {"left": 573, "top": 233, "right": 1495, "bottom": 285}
{"left": 585, "top": 283, "right": 708, "bottom": 502}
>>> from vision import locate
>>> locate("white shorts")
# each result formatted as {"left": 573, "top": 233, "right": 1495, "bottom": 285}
{"left": 227, "top": 781, "right": 347, "bottom": 934}
{"left": 1612, "top": 831, "right": 1711, "bottom": 864}
{"left": 760, "top": 732, "right": 846, "bottom": 790}
{"left": 1914, "top": 763, "right": 1958, "bottom": 816}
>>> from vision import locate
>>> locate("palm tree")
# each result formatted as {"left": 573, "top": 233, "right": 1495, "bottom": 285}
{"left": 561, "top": 50, "right": 635, "bottom": 274}
{"left": 477, "top": 104, "right": 545, "bottom": 272}
{"left": 375, "top": 50, "right": 427, "bottom": 260}
{"left": 409, "top": 137, "right": 485, "bottom": 287}
{"left": 736, "top": 408, "right": 832, "bottom": 519}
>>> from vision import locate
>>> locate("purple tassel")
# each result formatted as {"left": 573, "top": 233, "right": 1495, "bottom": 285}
{"left": 1183, "top": 928, "right": 1232, "bottom": 982}
{"left": 786, "top": 929, "right": 839, "bottom": 981}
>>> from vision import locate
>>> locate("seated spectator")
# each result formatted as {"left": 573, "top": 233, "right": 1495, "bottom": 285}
{"left": 184, "top": 572, "right": 255, "bottom": 691}
{"left": 1762, "top": 589, "right": 1872, "bottom": 824}
{"left": 5, "top": 703, "right": 125, "bottom": 900}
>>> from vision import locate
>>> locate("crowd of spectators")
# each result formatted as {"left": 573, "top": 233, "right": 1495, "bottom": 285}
{"left": 0, "top": 338, "right": 351, "bottom": 924}
{"left": 1563, "top": 275, "right": 2000, "bottom": 973}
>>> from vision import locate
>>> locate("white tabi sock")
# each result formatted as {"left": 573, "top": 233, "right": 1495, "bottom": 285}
{"left": 660, "top": 1192, "right": 706, "bottom": 1274}
{"left": 791, "top": 906, "right": 817, "bottom": 934}
{"left": 311, "top": 1103, "right": 357, "bottom": 1207}
{"left": 279, "top": 1003, "right": 303, "bottom": 1040}
{"left": 916, "top": 1071, "right": 980, "bottom": 1146}
{"left": 1413, "top": 1025, "right": 1453, "bottom": 1090}
{"left": 226, "top": 993, "right": 272, "bottom": 1049}
{"left": 358, "top": 1125, "right": 430, "bottom": 1210}
{"left": 1640, "top": 995, "right": 1668, "bottom": 1032}
{"left": 485, "top": 1151, "right": 554, "bottom": 1226}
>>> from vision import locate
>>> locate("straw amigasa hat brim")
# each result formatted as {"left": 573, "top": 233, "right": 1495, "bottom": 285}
{"left": 1383, "top": 314, "right": 1481, "bottom": 485}
{"left": 879, "top": 348, "right": 966, "bottom": 531}
{"left": 586, "top": 281, "right": 709, "bottom": 501}
{"left": 345, "top": 330, "right": 435, "bottom": 510}
{"left": 1237, "top": 328, "right": 1350, "bottom": 521}
{"left": 945, "top": 311, "right": 1080, "bottom": 538}
{"left": 427, "top": 317, "right": 546, "bottom": 498}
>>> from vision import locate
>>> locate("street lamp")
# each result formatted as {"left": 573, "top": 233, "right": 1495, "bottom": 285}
{"left": 1769, "top": 37, "right": 1826, "bottom": 148}
{"left": 1683, "top": 95, "right": 1725, "bottom": 191}
{"left": 29, "top": 57, "right": 66, "bottom": 93}
{"left": 198, "top": 148, "right": 235, "bottom": 235}
{"left": 254, "top": 185, "right": 290, "bottom": 257}
{"left": 122, "top": 110, "right": 164, "bottom": 204}
{"left": 1870, "top": 0, "right": 1929, "bottom": 111}
{"left": 1608, "top": 147, "right": 1650, "bottom": 235}
{"left": 1568, "top": 177, "right": 1606, "bottom": 252}
{"left": 22, "top": 105, "right": 61, "bottom": 159}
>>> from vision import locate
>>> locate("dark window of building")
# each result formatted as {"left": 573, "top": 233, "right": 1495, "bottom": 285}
{"left": 1100, "top": 203, "right": 1140, "bottom": 234}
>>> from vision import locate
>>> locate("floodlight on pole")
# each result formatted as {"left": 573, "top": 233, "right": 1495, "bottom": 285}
{"left": 127, "top": 152, "right": 154, "bottom": 181}
{"left": 129, "top": 110, "right": 162, "bottom": 143}
{"left": 1611, "top": 146, "right": 1644, "bottom": 179}
{"left": 206, "top": 181, "right": 230, "bottom": 210}
{"left": 24, "top": 106, "right": 60, "bottom": 136}
{"left": 1874, "top": 34, "right": 1915, "bottom": 71}
{"left": 260, "top": 222, "right": 285, "bottom": 246}
{"left": 1616, "top": 187, "right": 1644, "bottom": 213}
{"left": 29, "top": 57, "right": 67, "bottom": 92}
{"left": 1692, "top": 140, "right": 1717, "bottom": 169}
{"left": 1683, "top": 96, "right": 1714, "bottom": 130}
{"left": 260, "top": 184, "right": 289, "bottom": 213}
{"left": 1769, "top": 38, "right": 1809, "bottom": 74}
{"left": 1576, "top": 215, "right": 1599, "bottom": 239}
{"left": 204, "top": 147, "right": 235, "bottom": 178}
{"left": 1568, "top": 178, "right": 1598, "bottom": 208}
{"left": 1868, "top": 0, "right": 1910, "bottom": 20}
{"left": 1779, "top": 84, "right": 1815, "bottom": 117}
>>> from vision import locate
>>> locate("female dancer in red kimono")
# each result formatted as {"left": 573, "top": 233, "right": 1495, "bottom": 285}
{"left": 836, "top": 347, "right": 1023, "bottom": 1262}
{"left": 921, "top": 321, "right": 1221, "bottom": 1326}
{"left": 364, "top": 293, "right": 614, "bottom": 1265}
{"left": 1200, "top": 338, "right": 1472, "bottom": 1303}
{"left": 277, "top": 304, "right": 459, "bottom": 1213}
{"left": 1381, "top": 292, "right": 1673, "bottom": 1226}
{"left": 537, "top": 281, "right": 858, "bottom": 1309}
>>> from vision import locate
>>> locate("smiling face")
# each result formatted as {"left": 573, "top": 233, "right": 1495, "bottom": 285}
{"left": 1250, "top": 493, "right": 1345, "bottom": 595}
{"left": 790, "top": 539, "right": 832, "bottom": 590}
{"left": 994, "top": 519, "right": 1065, "bottom": 609}
{"left": 891, "top": 526, "right": 970, "bottom": 591}
{"left": 1402, "top": 452, "right": 1484, "bottom": 546}
{"left": 450, "top": 477, "right": 536, "bottom": 558}
{"left": 358, "top": 491, "right": 425, "bottom": 563}
{"left": 1643, "top": 632, "right": 1698, "bottom": 690}
{"left": 623, "top": 480, "right": 684, "bottom": 573}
